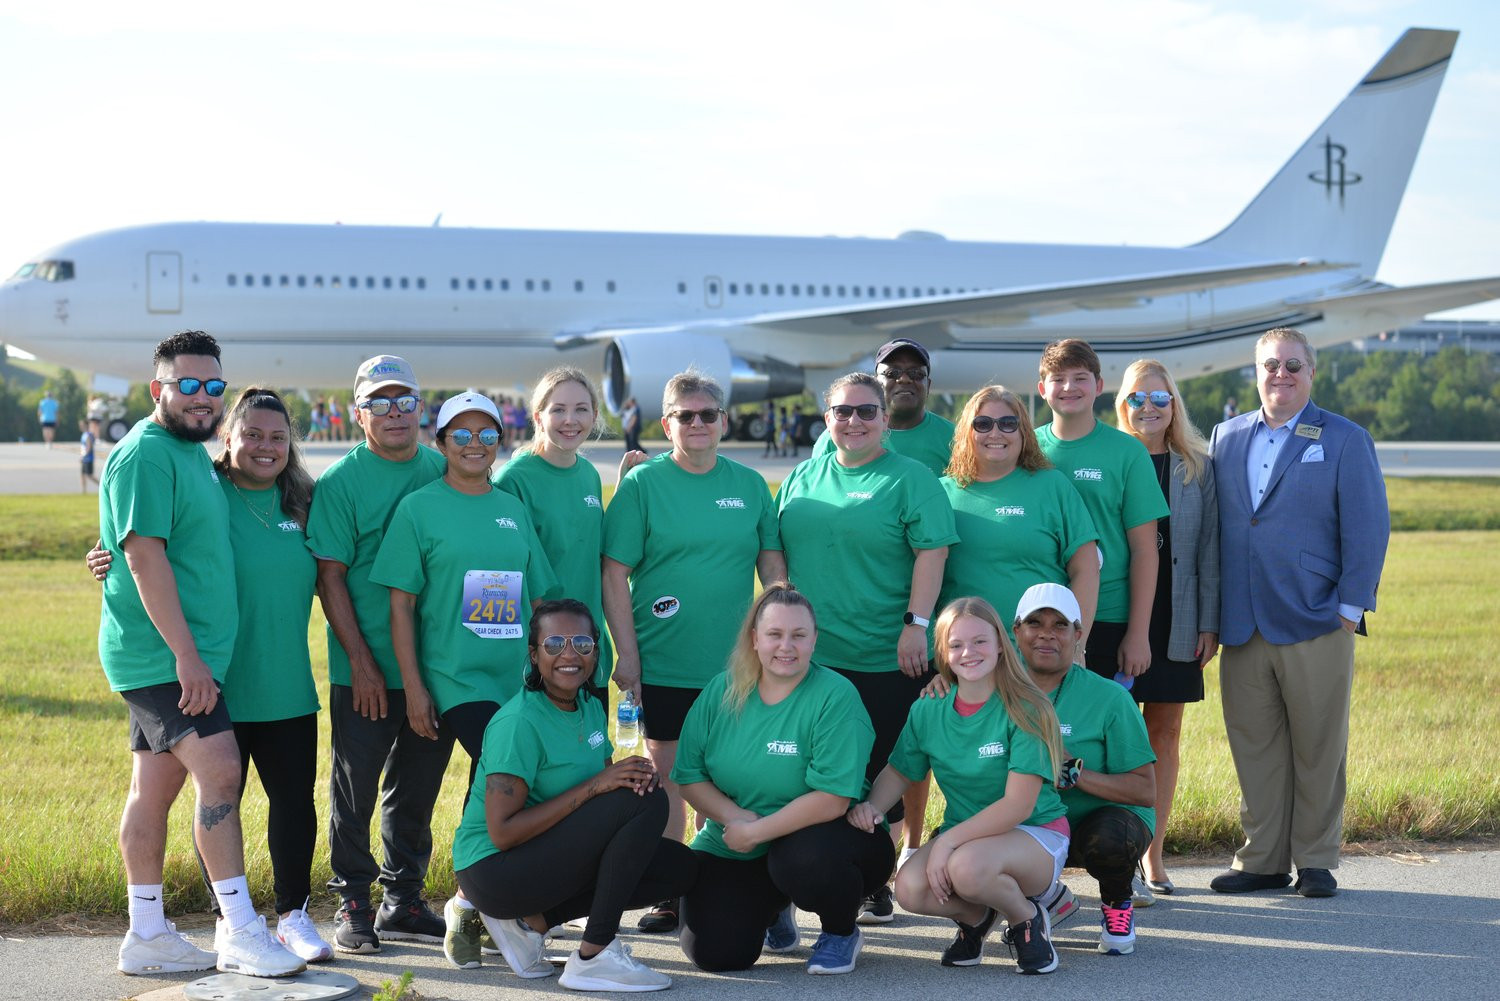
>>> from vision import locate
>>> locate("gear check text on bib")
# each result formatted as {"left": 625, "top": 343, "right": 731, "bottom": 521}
{"left": 462, "top": 570, "right": 523, "bottom": 639}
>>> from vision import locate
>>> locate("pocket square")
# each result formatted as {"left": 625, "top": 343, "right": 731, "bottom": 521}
{"left": 1302, "top": 444, "right": 1325, "bottom": 462}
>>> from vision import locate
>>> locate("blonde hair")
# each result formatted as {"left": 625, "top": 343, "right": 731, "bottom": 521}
{"left": 934, "top": 597, "right": 1063, "bottom": 780}
{"left": 823, "top": 372, "right": 885, "bottom": 409}
{"left": 945, "top": 385, "right": 1051, "bottom": 487}
{"left": 1114, "top": 359, "right": 1209, "bottom": 484}
{"left": 1256, "top": 326, "right": 1316, "bottom": 367}
{"left": 722, "top": 583, "right": 816, "bottom": 715}
{"left": 520, "top": 366, "right": 599, "bottom": 455}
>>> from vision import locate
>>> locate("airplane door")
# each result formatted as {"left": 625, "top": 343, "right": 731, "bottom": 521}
{"left": 704, "top": 276, "right": 723, "bottom": 308}
{"left": 147, "top": 252, "right": 182, "bottom": 313}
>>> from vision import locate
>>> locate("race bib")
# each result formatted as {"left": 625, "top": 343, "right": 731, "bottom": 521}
{"left": 461, "top": 570, "right": 523, "bottom": 639}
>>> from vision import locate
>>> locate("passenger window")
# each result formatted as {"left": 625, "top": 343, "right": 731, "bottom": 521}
{"left": 297, "top": 276, "right": 307, "bottom": 288}
{"left": 607, "top": 280, "right": 616, "bottom": 293}
{"left": 451, "top": 278, "right": 460, "bottom": 290}
{"left": 525, "top": 279, "right": 535, "bottom": 291}
{"left": 315, "top": 276, "right": 325, "bottom": 287}
{"left": 467, "top": 278, "right": 477, "bottom": 290}
{"left": 400, "top": 277, "right": 409, "bottom": 289}
{"left": 383, "top": 277, "right": 392, "bottom": 289}
{"left": 416, "top": 278, "right": 426, "bottom": 289}
{"left": 677, "top": 281, "right": 687, "bottom": 294}
{"left": 366, "top": 277, "right": 376, "bottom": 289}
{"left": 500, "top": 278, "right": 510, "bottom": 291}
{"left": 280, "top": 275, "right": 289, "bottom": 286}
{"left": 542, "top": 279, "right": 551, "bottom": 292}
{"left": 227, "top": 274, "right": 237, "bottom": 287}
{"left": 574, "top": 279, "right": 584, "bottom": 292}
{"left": 760, "top": 283, "right": 769, "bottom": 295}
{"left": 776, "top": 284, "right": 785, "bottom": 295}
{"left": 262, "top": 275, "right": 271, "bottom": 287}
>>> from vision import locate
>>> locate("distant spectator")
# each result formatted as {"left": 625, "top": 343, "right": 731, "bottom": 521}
{"left": 80, "top": 419, "right": 99, "bottom": 492}
{"left": 38, "top": 390, "right": 59, "bottom": 447}
{"left": 1222, "top": 397, "right": 1239, "bottom": 422}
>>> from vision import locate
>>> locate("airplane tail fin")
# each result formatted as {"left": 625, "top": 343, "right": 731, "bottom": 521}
{"left": 1195, "top": 27, "right": 1458, "bottom": 276}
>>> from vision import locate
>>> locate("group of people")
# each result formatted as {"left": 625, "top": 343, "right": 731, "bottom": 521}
{"left": 93, "top": 325, "right": 1388, "bottom": 990}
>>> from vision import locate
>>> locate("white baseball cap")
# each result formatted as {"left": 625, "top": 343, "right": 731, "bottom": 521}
{"left": 436, "top": 391, "right": 501, "bottom": 434}
{"left": 1014, "top": 582, "right": 1083, "bottom": 626}
{"left": 354, "top": 355, "right": 419, "bottom": 400}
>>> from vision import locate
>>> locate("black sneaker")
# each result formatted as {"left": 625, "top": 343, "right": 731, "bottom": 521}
{"left": 941, "top": 907, "right": 997, "bottom": 967}
{"left": 636, "top": 900, "right": 678, "bottom": 934}
{"left": 1003, "top": 901, "right": 1058, "bottom": 975}
{"left": 334, "top": 899, "right": 380, "bottom": 954}
{"left": 375, "top": 898, "right": 445, "bottom": 943}
{"left": 856, "top": 885, "right": 895, "bottom": 925}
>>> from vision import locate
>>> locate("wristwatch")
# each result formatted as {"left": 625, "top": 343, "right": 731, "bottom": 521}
{"left": 902, "top": 612, "right": 930, "bottom": 628}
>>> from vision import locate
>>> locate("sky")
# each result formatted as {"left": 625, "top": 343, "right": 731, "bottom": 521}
{"left": 2, "top": 0, "right": 1496, "bottom": 319}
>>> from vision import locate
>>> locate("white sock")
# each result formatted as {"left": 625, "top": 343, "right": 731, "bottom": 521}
{"left": 212, "top": 876, "right": 257, "bottom": 931}
{"left": 127, "top": 883, "right": 168, "bottom": 938}
{"left": 452, "top": 895, "right": 475, "bottom": 911}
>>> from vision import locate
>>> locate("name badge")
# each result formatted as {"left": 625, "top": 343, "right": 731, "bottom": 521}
{"left": 461, "top": 570, "right": 523, "bottom": 639}
{"left": 1295, "top": 424, "right": 1322, "bottom": 439}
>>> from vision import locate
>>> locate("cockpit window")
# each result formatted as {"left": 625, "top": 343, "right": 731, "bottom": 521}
{"left": 10, "top": 263, "right": 37, "bottom": 280}
{"left": 24, "top": 260, "right": 76, "bottom": 282}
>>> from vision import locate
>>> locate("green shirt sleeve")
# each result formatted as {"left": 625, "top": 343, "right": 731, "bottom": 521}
{"left": 601, "top": 470, "right": 645, "bottom": 568}
{"left": 369, "top": 498, "right": 426, "bottom": 594}
{"left": 804, "top": 681, "right": 873, "bottom": 799}
{"left": 1120, "top": 441, "right": 1172, "bottom": 531}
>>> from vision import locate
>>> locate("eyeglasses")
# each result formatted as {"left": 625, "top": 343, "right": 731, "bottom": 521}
{"left": 539, "top": 634, "right": 596, "bottom": 656}
{"left": 829, "top": 403, "right": 883, "bottom": 421}
{"left": 667, "top": 408, "right": 722, "bottom": 425}
{"left": 971, "top": 415, "right": 1021, "bottom": 433}
{"left": 1261, "top": 357, "right": 1306, "bottom": 375}
{"left": 446, "top": 427, "right": 500, "bottom": 447}
{"left": 877, "top": 366, "right": 929, "bottom": 382}
{"left": 358, "top": 394, "right": 420, "bottom": 416}
{"left": 1125, "top": 390, "right": 1173, "bottom": 409}
{"left": 159, "top": 377, "right": 227, "bottom": 397}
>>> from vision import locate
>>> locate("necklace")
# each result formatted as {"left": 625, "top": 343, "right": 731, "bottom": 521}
{"left": 231, "top": 480, "right": 280, "bottom": 530}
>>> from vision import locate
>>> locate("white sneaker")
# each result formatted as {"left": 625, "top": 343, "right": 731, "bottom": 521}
{"left": 217, "top": 915, "right": 307, "bottom": 977}
{"left": 1131, "top": 874, "right": 1156, "bottom": 908}
{"left": 277, "top": 904, "right": 334, "bottom": 963}
{"left": 478, "top": 912, "right": 554, "bottom": 979}
{"left": 1038, "top": 881, "right": 1078, "bottom": 926}
{"left": 118, "top": 923, "right": 216, "bottom": 975}
{"left": 559, "top": 938, "right": 670, "bottom": 992}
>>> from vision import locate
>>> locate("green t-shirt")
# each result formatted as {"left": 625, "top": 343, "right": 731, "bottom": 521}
{"left": 813, "top": 410, "right": 956, "bottom": 477}
{"left": 1045, "top": 664, "right": 1156, "bottom": 833}
{"left": 777, "top": 451, "right": 958, "bottom": 672}
{"left": 888, "top": 689, "right": 1066, "bottom": 831}
{"left": 451, "top": 687, "right": 612, "bottom": 870}
{"left": 940, "top": 468, "right": 1099, "bottom": 633}
{"left": 672, "top": 666, "right": 873, "bottom": 860}
{"left": 1036, "top": 421, "right": 1168, "bottom": 623}
{"left": 305, "top": 443, "right": 446, "bottom": 688}
{"left": 601, "top": 454, "right": 780, "bottom": 689}
{"left": 493, "top": 450, "right": 613, "bottom": 685}
{"left": 370, "top": 480, "right": 560, "bottom": 713}
{"left": 97, "top": 420, "right": 237, "bottom": 692}
{"left": 219, "top": 478, "right": 319, "bottom": 722}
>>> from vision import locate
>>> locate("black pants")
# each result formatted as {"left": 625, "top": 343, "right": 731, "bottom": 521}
{"left": 1065, "top": 805, "right": 1152, "bottom": 906}
{"left": 442, "top": 700, "right": 501, "bottom": 808}
{"left": 680, "top": 818, "right": 894, "bottom": 972}
{"left": 197, "top": 713, "right": 319, "bottom": 915}
{"left": 327, "top": 685, "right": 455, "bottom": 906}
{"left": 831, "top": 667, "right": 928, "bottom": 827}
{"left": 457, "top": 786, "right": 696, "bottom": 950}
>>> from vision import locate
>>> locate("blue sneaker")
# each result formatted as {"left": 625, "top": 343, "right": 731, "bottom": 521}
{"left": 806, "top": 928, "right": 862, "bottom": 975}
{"left": 765, "top": 904, "right": 799, "bottom": 953}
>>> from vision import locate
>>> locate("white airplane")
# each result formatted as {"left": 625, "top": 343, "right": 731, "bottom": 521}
{"left": 4, "top": 26, "right": 1497, "bottom": 442}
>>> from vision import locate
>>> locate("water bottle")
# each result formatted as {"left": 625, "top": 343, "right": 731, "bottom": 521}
{"left": 1113, "top": 671, "right": 1135, "bottom": 692}
{"left": 615, "top": 691, "right": 641, "bottom": 751}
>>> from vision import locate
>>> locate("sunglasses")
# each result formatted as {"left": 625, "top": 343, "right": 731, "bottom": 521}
{"left": 1125, "top": 391, "right": 1173, "bottom": 409}
{"left": 159, "top": 377, "right": 227, "bottom": 397}
{"left": 667, "top": 408, "right": 722, "bottom": 425}
{"left": 358, "top": 394, "right": 421, "bottom": 416}
{"left": 1261, "top": 357, "right": 1306, "bottom": 375}
{"left": 877, "top": 365, "right": 929, "bottom": 382}
{"left": 539, "top": 634, "right": 596, "bottom": 656}
{"left": 829, "top": 403, "right": 883, "bottom": 421}
{"left": 971, "top": 415, "right": 1021, "bottom": 433}
{"left": 446, "top": 427, "right": 500, "bottom": 447}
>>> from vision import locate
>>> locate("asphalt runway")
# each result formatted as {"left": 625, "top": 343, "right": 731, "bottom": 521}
{"left": 0, "top": 439, "right": 1494, "bottom": 496}
{"left": 5, "top": 848, "right": 1496, "bottom": 1001}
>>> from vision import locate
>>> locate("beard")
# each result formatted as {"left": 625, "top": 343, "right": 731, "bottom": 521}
{"left": 158, "top": 406, "right": 223, "bottom": 443}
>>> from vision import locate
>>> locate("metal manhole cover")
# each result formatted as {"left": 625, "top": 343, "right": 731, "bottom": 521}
{"left": 182, "top": 969, "right": 360, "bottom": 1001}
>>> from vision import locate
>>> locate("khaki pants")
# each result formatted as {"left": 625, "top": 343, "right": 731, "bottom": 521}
{"left": 1220, "top": 627, "right": 1355, "bottom": 873}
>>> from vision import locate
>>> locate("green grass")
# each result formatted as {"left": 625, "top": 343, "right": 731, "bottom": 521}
{"left": 2, "top": 530, "right": 1496, "bottom": 926}
{"left": 1384, "top": 477, "right": 1500, "bottom": 531}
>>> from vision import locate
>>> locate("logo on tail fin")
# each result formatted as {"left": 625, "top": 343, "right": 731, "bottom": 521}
{"left": 1309, "top": 137, "right": 1362, "bottom": 203}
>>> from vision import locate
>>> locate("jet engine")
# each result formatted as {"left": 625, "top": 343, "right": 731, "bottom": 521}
{"left": 603, "top": 331, "right": 804, "bottom": 424}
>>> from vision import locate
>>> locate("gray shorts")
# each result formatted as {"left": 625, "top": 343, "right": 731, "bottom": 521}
{"left": 121, "top": 681, "right": 234, "bottom": 753}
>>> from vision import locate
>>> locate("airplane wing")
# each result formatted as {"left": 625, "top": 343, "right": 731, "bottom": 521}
{"left": 1296, "top": 275, "right": 1500, "bottom": 326}
{"left": 556, "top": 259, "right": 1343, "bottom": 346}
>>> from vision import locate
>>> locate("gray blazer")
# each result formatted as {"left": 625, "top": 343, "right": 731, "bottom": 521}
{"left": 1165, "top": 449, "right": 1220, "bottom": 661}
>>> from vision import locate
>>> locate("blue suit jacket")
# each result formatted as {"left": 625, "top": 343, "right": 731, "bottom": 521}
{"left": 1209, "top": 402, "right": 1389, "bottom": 647}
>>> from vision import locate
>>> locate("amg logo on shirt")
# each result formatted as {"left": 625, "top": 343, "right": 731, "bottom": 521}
{"left": 845, "top": 491, "right": 874, "bottom": 500}
{"left": 715, "top": 497, "right": 746, "bottom": 509}
{"left": 587, "top": 730, "right": 606, "bottom": 749}
{"left": 766, "top": 740, "right": 800, "bottom": 756}
{"left": 994, "top": 506, "right": 1026, "bottom": 517}
{"left": 494, "top": 517, "right": 519, "bottom": 531}
{"left": 278, "top": 519, "right": 302, "bottom": 532}
{"left": 1073, "top": 468, "right": 1103, "bottom": 482}
{"left": 584, "top": 495, "right": 602, "bottom": 508}
{"left": 978, "top": 741, "right": 1006, "bottom": 758}
{"left": 1058, "top": 723, "right": 1073, "bottom": 736}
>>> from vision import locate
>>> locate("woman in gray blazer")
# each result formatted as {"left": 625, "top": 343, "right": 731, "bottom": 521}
{"left": 1113, "top": 360, "right": 1220, "bottom": 900}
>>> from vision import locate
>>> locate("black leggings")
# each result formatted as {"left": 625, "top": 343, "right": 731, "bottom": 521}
{"left": 1064, "top": 805, "right": 1152, "bottom": 906}
{"left": 198, "top": 713, "right": 319, "bottom": 915}
{"left": 831, "top": 667, "right": 929, "bottom": 826}
{"left": 442, "top": 700, "right": 501, "bottom": 806}
{"left": 680, "top": 818, "right": 894, "bottom": 972}
{"left": 457, "top": 785, "right": 696, "bottom": 950}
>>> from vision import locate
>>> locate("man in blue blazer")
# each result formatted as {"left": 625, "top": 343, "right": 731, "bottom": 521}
{"left": 1208, "top": 328, "right": 1389, "bottom": 898}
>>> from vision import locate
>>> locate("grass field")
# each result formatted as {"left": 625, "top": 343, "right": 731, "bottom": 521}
{"left": 1, "top": 495, "right": 1497, "bottom": 927}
